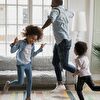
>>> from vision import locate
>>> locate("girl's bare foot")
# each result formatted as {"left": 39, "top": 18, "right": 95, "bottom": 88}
{"left": 3, "top": 81, "right": 10, "bottom": 92}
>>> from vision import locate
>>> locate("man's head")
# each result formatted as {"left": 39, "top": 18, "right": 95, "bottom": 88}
{"left": 51, "top": 0, "right": 63, "bottom": 7}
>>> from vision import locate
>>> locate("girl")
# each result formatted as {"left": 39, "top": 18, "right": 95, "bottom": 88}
{"left": 3, "top": 25, "right": 46, "bottom": 100}
{"left": 73, "top": 41, "right": 100, "bottom": 100}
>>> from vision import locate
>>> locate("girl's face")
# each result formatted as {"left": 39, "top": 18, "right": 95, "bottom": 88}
{"left": 27, "top": 35, "right": 37, "bottom": 44}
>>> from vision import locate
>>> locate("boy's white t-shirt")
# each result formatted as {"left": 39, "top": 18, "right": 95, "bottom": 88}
{"left": 22, "top": 44, "right": 32, "bottom": 64}
{"left": 75, "top": 55, "right": 91, "bottom": 77}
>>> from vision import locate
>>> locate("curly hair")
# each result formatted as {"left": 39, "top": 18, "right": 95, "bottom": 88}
{"left": 75, "top": 41, "right": 88, "bottom": 56}
{"left": 22, "top": 25, "right": 43, "bottom": 41}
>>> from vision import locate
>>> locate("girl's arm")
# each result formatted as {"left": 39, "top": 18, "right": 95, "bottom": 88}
{"left": 31, "top": 43, "right": 46, "bottom": 57}
{"left": 10, "top": 37, "right": 20, "bottom": 53}
{"left": 31, "top": 48, "right": 43, "bottom": 57}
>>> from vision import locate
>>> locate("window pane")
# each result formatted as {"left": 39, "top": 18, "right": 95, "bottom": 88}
{"left": 44, "top": 0, "right": 51, "bottom": 5}
{"left": 18, "top": 0, "right": 28, "bottom": 5}
{"left": 42, "top": 45, "right": 53, "bottom": 57}
{"left": 43, "top": 7, "right": 51, "bottom": 22}
{"left": 42, "top": 26, "right": 52, "bottom": 44}
{"left": 7, "top": 6, "right": 16, "bottom": 24}
{"left": 0, "top": 44, "right": 5, "bottom": 56}
{"left": 0, "top": 0, "right": 5, "bottom": 4}
{"left": 7, "top": 25, "right": 17, "bottom": 43}
{"left": 32, "top": 0, "right": 42, "bottom": 5}
{"left": 7, "top": 0, "right": 16, "bottom": 4}
{"left": 18, "top": 25, "right": 26, "bottom": 40}
{"left": 18, "top": 25, "right": 26, "bottom": 34}
{"left": 0, "top": 26, "right": 5, "bottom": 43}
{"left": 7, "top": 44, "right": 16, "bottom": 57}
{"left": 18, "top": 6, "right": 28, "bottom": 24}
{"left": 32, "top": 6, "right": 42, "bottom": 25}
{"left": 0, "top": 6, "right": 5, "bottom": 24}
{"left": 34, "top": 45, "right": 43, "bottom": 57}
{"left": 42, "top": 35, "right": 51, "bottom": 44}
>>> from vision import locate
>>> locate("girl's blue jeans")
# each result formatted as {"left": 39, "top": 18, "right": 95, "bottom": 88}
{"left": 52, "top": 39, "right": 76, "bottom": 82}
{"left": 10, "top": 63, "right": 32, "bottom": 97}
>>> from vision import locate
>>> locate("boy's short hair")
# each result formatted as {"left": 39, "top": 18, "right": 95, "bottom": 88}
{"left": 23, "top": 25, "right": 43, "bottom": 40}
{"left": 75, "top": 41, "right": 87, "bottom": 56}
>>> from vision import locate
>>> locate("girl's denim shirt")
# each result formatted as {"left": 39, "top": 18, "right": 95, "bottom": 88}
{"left": 10, "top": 39, "right": 43, "bottom": 65}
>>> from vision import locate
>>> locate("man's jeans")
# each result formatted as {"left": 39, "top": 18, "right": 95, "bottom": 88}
{"left": 10, "top": 63, "right": 32, "bottom": 97}
{"left": 52, "top": 39, "right": 76, "bottom": 82}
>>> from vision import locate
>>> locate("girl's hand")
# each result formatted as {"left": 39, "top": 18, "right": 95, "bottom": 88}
{"left": 40, "top": 43, "right": 46, "bottom": 48}
{"left": 13, "top": 37, "right": 19, "bottom": 45}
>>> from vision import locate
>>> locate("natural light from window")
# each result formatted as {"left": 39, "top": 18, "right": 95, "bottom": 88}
{"left": 0, "top": 0, "right": 55, "bottom": 57}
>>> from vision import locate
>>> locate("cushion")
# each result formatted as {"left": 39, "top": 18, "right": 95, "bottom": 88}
{"left": 0, "top": 56, "right": 54, "bottom": 71}
{"left": 0, "top": 70, "right": 57, "bottom": 85}
{"left": 32, "top": 57, "right": 54, "bottom": 70}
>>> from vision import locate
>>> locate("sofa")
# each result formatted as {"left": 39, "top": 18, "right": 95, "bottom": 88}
{"left": 0, "top": 55, "right": 77, "bottom": 90}
{"left": 0, "top": 56, "right": 67, "bottom": 90}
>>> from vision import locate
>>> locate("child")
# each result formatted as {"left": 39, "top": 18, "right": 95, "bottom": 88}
{"left": 3, "top": 25, "right": 46, "bottom": 100}
{"left": 73, "top": 41, "right": 100, "bottom": 100}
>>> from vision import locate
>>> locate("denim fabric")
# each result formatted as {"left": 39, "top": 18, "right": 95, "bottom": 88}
{"left": 52, "top": 39, "right": 76, "bottom": 81}
{"left": 76, "top": 76, "right": 100, "bottom": 100}
{"left": 10, "top": 39, "right": 43, "bottom": 98}
{"left": 10, "top": 63, "right": 32, "bottom": 97}
{"left": 10, "top": 39, "right": 42, "bottom": 65}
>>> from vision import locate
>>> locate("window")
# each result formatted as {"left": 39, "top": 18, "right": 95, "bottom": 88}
{"left": 0, "top": 0, "right": 55, "bottom": 57}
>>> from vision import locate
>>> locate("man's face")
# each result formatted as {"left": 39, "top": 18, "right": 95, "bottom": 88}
{"left": 51, "top": 0, "right": 59, "bottom": 7}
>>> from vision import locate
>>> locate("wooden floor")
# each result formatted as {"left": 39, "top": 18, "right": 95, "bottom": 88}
{"left": 71, "top": 88, "right": 100, "bottom": 100}
{"left": 0, "top": 90, "right": 70, "bottom": 100}
{"left": 0, "top": 83, "right": 100, "bottom": 100}
{"left": 67, "top": 82, "right": 100, "bottom": 100}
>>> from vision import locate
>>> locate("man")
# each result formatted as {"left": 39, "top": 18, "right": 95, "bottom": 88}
{"left": 42, "top": 0, "right": 77, "bottom": 92}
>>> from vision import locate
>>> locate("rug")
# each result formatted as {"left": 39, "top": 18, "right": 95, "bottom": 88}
{"left": 0, "top": 90, "right": 74, "bottom": 100}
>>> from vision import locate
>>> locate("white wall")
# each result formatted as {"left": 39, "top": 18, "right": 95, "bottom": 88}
{"left": 93, "top": 0, "right": 100, "bottom": 44}
{"left": 90, "top": 0, "right": 100, "bottom": 74}
{"left": 64, "top": 0, "right": 94, "bottom": 83}
{"left": 68, "top": 0, "right": 91, "bottom": 41}
{"left": 67, "top": 0, "right": 94, "bottom": 59}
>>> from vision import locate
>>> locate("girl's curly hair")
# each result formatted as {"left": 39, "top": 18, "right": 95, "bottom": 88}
{"left": 75, "top": 41, "right": 88, "bottom": 56}
{"left": 22, "top": 25, "right": 43, "bottom": 41}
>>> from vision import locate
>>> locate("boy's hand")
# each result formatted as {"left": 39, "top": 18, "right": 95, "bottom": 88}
{"left": 40, "top": 43, "right": 47, "bottom": 48}
{"left": 72, "top": 69, "right": 79, "bottom": 77}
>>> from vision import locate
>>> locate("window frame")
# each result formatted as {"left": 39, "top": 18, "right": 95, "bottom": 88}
{"left": 0, "top": 0, "right": 55, "bottom": 57}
